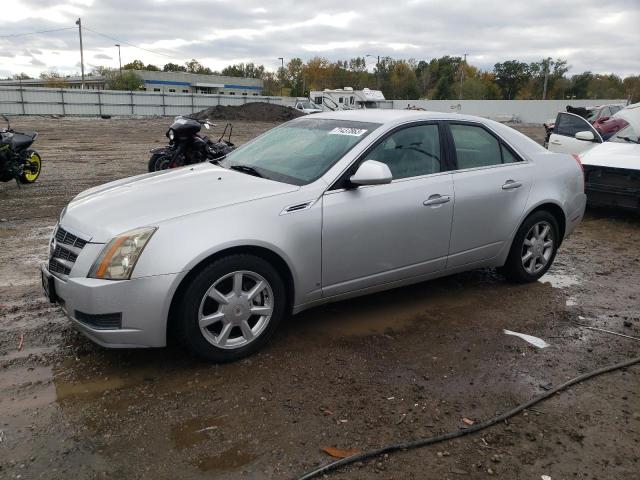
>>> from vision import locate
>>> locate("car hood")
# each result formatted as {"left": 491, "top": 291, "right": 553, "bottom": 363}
{"left": 581, "top": 142, "right": 640, "bottom": 171}
{"left": 61, "top": 163, "right": 299, "bottom": 242}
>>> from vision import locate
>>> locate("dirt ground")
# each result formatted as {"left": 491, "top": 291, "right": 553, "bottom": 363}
{"left": 0, "top": 117, "right": 639, "bottom": 480}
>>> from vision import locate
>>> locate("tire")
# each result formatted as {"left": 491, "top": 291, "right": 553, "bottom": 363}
{"left": 19, "top": 150, "right": 42, "bottom": 183}
{"left": 176, "top": 254, "right": 287, "bottom": 362}
{"left": 502, "top": 210, "right": 560, "bottom": 283}
{"left": 147, "top": 154, "right": 161, "bottom": 172}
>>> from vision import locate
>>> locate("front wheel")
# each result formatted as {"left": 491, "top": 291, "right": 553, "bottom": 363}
{"left": 19, "top": 150, "right": 42, "bottom": 183}
{"left": 176, "top": 254, "right": 287, "bottom": 362}
{"left": 148, "top": 154, "right": 162, "bottom": 172}
{"left": 502, "top": 210, "right": 560, "bottom": 283}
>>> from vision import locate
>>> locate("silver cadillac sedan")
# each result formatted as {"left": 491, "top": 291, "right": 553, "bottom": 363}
{"left": 42, "top": 110, "right": 586, "bottom": 362}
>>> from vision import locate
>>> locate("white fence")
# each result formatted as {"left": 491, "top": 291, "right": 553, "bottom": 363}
{"left": 0, "top": 86, "right": 298, "bottom": 117}
{"left": 0, "top": 86, "right": 626, "bottom": 124}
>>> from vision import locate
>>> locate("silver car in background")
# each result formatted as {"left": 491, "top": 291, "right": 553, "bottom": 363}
{"left": 42, "top": 110, "right": 586, "bottom": 362}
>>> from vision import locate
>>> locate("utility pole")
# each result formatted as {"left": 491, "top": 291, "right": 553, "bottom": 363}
{"left": 76, "top": 18, "right": 85, "bottom": 89}
{"left": 542, "top": 57, "right": 551, "bottom": 100}
{"left": 365, "top": 54, "right": 380, "bottom": 89}
{"left": 459, "top": 53, "right": 468, "bottom": 100}
{"left": 115, "top": 44, "right": 122, "bottom": 75}
{"left": 278, "top": 57, "right": 284, "bottom": 96}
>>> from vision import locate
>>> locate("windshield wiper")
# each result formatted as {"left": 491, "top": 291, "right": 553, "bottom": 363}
{"left": 229, "top": 164, "right": 264, "bottom": 178}
{"left": 618, "top": 136, "right": 640, "bottom": 144}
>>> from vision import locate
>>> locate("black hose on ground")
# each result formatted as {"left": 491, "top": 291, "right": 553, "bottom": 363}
{"left": 295, "top": 355, "right": 640, "bottom": 480}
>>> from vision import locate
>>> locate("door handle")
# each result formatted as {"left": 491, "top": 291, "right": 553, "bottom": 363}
{"left": 423, "top": 194, "right": 451, "bottom": 206}
{"left": 502, "top": 180, "right": 522, "bottom": 190}
{"left": 550, "top": 140, "right": 561, "bottom": 145}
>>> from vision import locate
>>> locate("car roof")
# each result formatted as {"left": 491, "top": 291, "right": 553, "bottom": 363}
{"left": 309, "top": 109, "right": 488, "bottom": 126}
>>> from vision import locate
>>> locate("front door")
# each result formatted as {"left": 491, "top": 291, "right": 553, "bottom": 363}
{"left": 321, "top": 123, "right": 454, "bottom": 297}
{"left": 548, "top": 112, "right": 603, "bottom": 155}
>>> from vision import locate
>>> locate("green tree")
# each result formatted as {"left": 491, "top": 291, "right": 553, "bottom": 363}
{"left": 163, "top": 63, "right": 187, "bottom": 72}
{"left": 184, "top": 59, "right": 213, "bottom": 75}
{"left": 493, "top": 60, "right": 530, "bottom": 99}
{"left": 623, "top": 76, "right": 640, "bottom": 103}
{"left": 104, "top": 69, "right": 144, "bottom": 90}
{"left": 123, "top": 59, "right": 145, "bottom": 70}
{"left": 221, "top": 62, "right": 266, "bottom": 79}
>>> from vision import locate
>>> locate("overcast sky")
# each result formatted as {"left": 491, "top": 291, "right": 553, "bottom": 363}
{"left": 1, "top": 0, "right": 639, "bottom": 79}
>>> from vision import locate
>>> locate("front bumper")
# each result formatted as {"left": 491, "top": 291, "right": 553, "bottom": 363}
{"left": 42, "top": 263, "right": 179, "bottom": 348}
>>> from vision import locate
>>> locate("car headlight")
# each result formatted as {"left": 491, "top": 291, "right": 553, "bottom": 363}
{"left": 89, "top": 227, "right": 157, "bottom": 280}
{"left": 168, "top": 129, "right": 175, "bottom": 140}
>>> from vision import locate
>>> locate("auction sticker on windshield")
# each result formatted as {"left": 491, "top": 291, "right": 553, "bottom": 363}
{"left": 329, "top": 127, "right": 368, "bottom": 136}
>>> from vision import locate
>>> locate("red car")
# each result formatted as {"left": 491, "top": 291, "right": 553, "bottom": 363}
{"left": 593, "top": 114, "right": 628, "bottom": 140}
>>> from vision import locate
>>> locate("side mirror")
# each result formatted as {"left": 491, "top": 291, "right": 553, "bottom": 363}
{"left": 599, "top": 116, "right": 610, "bottom": 122}
{"left": 575, "top": 130, "right": 595, "bottom": 141}
{"left": 349, "top": 160, "right": 392, "bottom": 186}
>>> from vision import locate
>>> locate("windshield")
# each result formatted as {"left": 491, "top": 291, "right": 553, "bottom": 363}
{"left": 220, "top": 118, "right": 380, "bottom": 185}
{"left": 298, "top": 101, "right": 318, "bottom": 109}
{"left": 609, "top": 123, "right": 640, "bottom": 144}
{"left": 586, "top": 108, "right": 600, "bottom": 122}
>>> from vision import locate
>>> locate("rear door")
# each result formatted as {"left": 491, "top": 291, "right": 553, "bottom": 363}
{"left": 446, "top": 122, "right": 533, "bottom": 267}
{"left": 548, "top": 112, "right": 602, "bottom": 154}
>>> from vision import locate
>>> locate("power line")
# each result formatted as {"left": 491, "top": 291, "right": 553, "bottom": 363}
{"left": 0, "top": 27, "right": 75, "bottom": 38}
{"left": 82, "top": 26, "right": 185, "bottom": 62}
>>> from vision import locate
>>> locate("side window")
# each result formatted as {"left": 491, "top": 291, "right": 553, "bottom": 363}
{"left": 501, "top": 144, "right": 520, "bottom": 163}
{"left": 555, "top": 113, "right": 592, "bottom": 137}
{"left": 365, "top": 124, "right": 441, "bottom": 180}
{"left": 450, "top": 124, "right": 501, "bottom": 169}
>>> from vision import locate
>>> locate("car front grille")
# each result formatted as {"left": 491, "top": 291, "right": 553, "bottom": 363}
{"left": 55, "top": 226, "right": 87, "bottom": 249}
{"left": 48, "top": 225, "right": 89, "bottom": 278}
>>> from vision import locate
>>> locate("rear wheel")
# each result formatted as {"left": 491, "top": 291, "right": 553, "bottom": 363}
{"left": 177, "top": 254, "right": 286, "bottom": 362}
{"left": 503, "top": 210, "right": 559, "bottom": 283}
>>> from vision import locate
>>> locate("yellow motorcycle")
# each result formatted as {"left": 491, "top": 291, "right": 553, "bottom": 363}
{"left": 0, "top": 115, "right": 42, "bottom": 185}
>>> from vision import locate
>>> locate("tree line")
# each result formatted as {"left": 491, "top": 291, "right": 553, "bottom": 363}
{"left": 11, "top": 56, "right": 640, "bottom": 102}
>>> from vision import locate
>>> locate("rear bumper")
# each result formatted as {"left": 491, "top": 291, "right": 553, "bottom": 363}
{"left": 42, "top": 263, "right": 179, "bottom": 348}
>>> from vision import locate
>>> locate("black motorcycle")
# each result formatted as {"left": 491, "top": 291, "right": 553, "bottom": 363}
{"left": 148, "top": 116, "right": 235, "bottom": 172}
{"left": 0, "top": 115, "right": 42, "bottom": 185}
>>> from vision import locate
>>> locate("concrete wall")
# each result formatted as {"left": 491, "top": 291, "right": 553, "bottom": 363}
{"left": 0, "top": 86, "right": 626, "bottom": 123}
{"left": 391, "top": 99, "right": 628, "bottom": 124}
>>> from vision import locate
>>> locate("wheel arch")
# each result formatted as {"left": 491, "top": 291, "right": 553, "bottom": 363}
{"left": 166, "top": 245, "right": 296, "bottom": 344}
{"left": 525, "top": 201, "right": 567, "bottom": 243}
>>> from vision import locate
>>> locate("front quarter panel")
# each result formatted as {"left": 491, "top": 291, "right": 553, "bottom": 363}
{"left": 132, "top": 186, "right": 324, "bottom": 307}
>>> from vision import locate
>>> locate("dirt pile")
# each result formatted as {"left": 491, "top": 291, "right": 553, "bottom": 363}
{"left": 192, "top": 102, "right": 305, "bottom": 122}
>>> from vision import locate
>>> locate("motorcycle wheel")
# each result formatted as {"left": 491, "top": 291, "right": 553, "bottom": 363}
{"left": 19, "top": 150, "right": 42, "bottom": 184}
{"left": 155, "top": 155, "right": 175, "bottom": 170}
{"left": 148, "top": 154, "right": 162, "bottom": 172}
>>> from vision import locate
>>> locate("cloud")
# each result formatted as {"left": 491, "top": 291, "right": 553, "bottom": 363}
{"left": 0, "top": 0, "right": 638, "bottom": 78}
{"left": 29, "top": 56, "right": 46, "bottom": 67}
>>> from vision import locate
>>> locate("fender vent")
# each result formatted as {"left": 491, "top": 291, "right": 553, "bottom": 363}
{"left": 280, "top": 201, "right": 313, "bottom": 215}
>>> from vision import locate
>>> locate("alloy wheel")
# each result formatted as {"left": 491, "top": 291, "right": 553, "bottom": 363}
{"left": 198, "top": 270, "right": 274, "bottom": 349}
{"left": 521, "top": 221, "right": 554, "bottom": 275}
